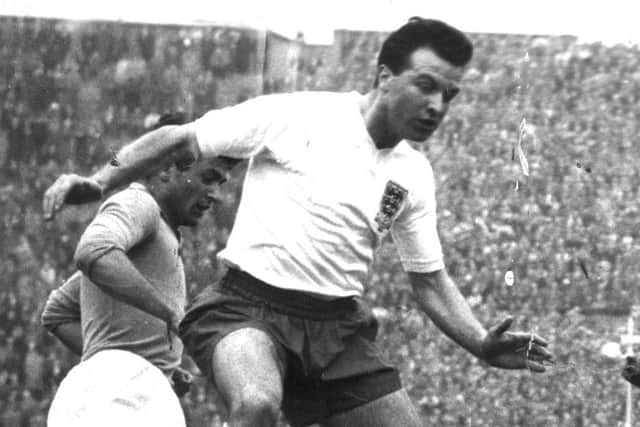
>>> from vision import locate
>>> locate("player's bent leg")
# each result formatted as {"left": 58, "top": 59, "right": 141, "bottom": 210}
{"left": 212, "top": 327, "right": 287, "bottom": 427}
{"left": 323, "top": 389, "right": 423, "bottom": 427}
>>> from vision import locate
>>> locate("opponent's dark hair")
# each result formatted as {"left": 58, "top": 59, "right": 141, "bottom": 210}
{"left": 374, "top": 17, "right": 473, "bottom": 87}
{"left": 147, "top": 111, "right": 241, "bottom": 178}
{"left": 149, "top": 111, "right": 188, "bottom": 130}
{"left": 142, "top": 111, "right": 189, "bottom": 181}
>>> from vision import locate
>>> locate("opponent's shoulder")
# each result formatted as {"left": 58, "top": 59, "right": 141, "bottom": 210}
{"left": 96, "top": 184, "right": 161, "bottom": 224}
{"left": 101, "top": 184, "right": 158, "bottom": 209}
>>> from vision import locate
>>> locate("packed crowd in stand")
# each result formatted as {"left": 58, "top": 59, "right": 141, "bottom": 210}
{"left": 1, "top": 15, "right": 640, "bottom": 426}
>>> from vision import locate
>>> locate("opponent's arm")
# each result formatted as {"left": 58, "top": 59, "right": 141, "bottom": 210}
{"left": 76, "top": 248, "right": 180, "bottom": 332}
{"left": 41, "top": 271, "right": 83, "bottom": 355}
{"left": 408, "top": 269, "right": 553, "bottom": 371}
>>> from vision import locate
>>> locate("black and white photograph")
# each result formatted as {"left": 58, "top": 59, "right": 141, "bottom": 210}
{"left": 1, "top": 1, "right": 639, "bottom": 425}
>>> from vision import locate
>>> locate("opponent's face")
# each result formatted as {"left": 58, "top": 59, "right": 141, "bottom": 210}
{"left": 165, "top": 165, "right": 224, "bottom": 228}
{"left": 379, "top": 47, "right": 464, "bottom": 144}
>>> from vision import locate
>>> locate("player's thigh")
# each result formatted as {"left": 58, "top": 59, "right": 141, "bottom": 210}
{"left": 212, "top": 327, "right": 287, "bottom": 407}
{"left": 323, "top": 389, "right": 423, "bottom": 427}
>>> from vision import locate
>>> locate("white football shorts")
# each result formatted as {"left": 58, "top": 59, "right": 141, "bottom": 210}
{"left": 47, "top": 349, "right": 186, "bottom": 427}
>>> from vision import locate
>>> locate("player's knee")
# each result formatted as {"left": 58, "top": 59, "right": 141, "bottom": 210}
{"left": 230, "top": 385, "right": 280, "bottom": 424}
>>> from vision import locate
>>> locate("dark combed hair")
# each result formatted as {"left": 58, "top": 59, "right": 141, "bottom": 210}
{"left": 148, "top": 110, "right": 242, "bottom": 172}
{"left": 149, "top": 111, "right": 188, "bottom": 130}
{"left": 375, "top": 17, "right": 473, "bottom": 85}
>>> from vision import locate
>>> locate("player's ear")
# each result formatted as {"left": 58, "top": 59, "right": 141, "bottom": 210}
{"left": 158, "top": 166, "right": 172, "bottom": 183}
{"left": 377, "top": 64, "right": 394, "bottom": 92}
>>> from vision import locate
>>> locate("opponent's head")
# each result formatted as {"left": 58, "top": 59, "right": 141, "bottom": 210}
{"left": 158, "top": 159, "right": 226, "bottom": 228}
{"left": 146, "top": 112, "right": 227, "bottom": 228}
{"left": 373, "top": 18, "right": 473, "bottom": 144}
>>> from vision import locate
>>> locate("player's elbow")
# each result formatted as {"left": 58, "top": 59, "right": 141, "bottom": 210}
{"left": 408, "top": 269, "right": 447, "bottom": 291}
{"left": 75, "top": 246, "right": 125, "bottom": 288}
{"left": 73, "top": 240, "right": 113, "bottom": 279}
{"left": 73, "top": 243, "right": 92, "bottom": 276}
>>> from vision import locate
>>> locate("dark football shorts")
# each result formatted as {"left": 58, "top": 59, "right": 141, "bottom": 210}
{"left": 179, "top": 268, "right": 402, "bottom": 426}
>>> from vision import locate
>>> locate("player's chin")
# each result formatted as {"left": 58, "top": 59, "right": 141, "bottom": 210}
{"left": 183, "top": 215, "right": 200, "bottom": 228}
{"left": 405, "top": 128, "right": 435, "bottom": 142}
{"left": 185, "top": 207, "right": 208, "bottom": 226}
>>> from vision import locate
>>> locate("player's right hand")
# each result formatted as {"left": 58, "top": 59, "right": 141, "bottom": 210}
{"left": 171, "top": 367, "right": 194, "bottom": 397}
{"left": 43, "top": 174, "right": 104, "bottom": 221}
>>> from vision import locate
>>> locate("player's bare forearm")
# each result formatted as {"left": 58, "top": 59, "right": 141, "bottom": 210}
{"left": 42, "top": 125, "right": 200, "bottom": 221}
{"left": 50, "top": 322, "right": 83, "bottom": 356}
{"left": 77, "top": 249, "right": 178, "bottom": 328}
{"left": 91, "top": 124, "right": 200, "bottom": 194}
{"left": 408, "top": 270, "right": 487, "bottom": 358}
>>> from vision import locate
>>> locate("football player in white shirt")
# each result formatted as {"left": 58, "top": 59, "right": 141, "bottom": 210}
{"left": 43, "top": 17, "right": 553, "bottom": 427}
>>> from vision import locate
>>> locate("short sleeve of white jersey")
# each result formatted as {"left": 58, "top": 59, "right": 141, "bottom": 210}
{"left": 391, "top": 160, "right": 445, "bottom": 273}
{"left": 194, "top": 94, "right": 289, "bottom": 159}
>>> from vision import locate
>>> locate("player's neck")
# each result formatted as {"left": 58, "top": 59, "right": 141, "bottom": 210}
{"left": 156, "top": 197, "right": 180, "bottom": 232}
{"left": 359, "top": 91, "right": 402, "bottom": 150}
{"left": 146, "top": 183, "right": 180, "bottom": 231}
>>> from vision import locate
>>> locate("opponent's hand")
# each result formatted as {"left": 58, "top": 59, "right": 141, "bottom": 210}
{"left": 171, "top": 367, "right": 194, "bottom": 397}
{"left": 480, "top": 317, "right": 553, "bottom": 372}
{"left": 43, "top": 174, "right": 103, "bottom": 220}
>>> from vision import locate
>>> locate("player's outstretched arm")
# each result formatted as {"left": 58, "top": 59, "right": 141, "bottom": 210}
{"left": 43, "top": 124, "right": 200, "bottom": 221}
{"left": 408, "top": 270, "right": 553, "bottom": 372}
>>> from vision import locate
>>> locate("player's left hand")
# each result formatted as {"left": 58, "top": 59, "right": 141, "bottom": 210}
{"left": 171, "top": 367, "right": 194, "bottom": 398}
{"left": 480, "top": 317, "right": 553, "bottom": 372}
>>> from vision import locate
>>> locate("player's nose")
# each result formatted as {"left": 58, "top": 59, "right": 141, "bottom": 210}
{"left": 425, "top": 94, "right": 446, "bottom": 118}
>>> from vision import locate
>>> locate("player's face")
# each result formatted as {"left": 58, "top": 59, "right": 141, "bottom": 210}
{"left": 168, "top": 165, "right": 224, "bottom": 228}
{"left": 380, "top": 47, "right": 464, "bottom": 144}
